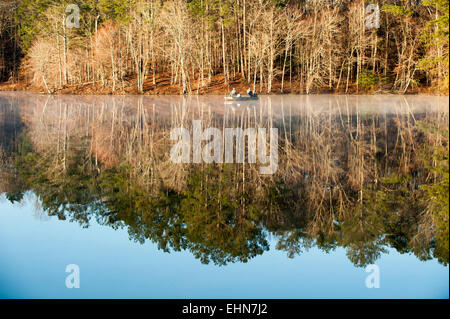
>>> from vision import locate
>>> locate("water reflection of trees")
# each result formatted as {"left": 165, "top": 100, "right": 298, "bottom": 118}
{"left": 0, "top": 94, "right": 448, "bottom": 267}
{"left": 0, "top": 95, "right": 26, "bottom": 201}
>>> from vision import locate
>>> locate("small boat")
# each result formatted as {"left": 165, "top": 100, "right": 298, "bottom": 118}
{"left": 224, "top": 95, "right": 259, "bottom": 102}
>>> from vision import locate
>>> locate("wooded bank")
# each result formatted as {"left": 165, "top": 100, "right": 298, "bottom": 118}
{"left": 0, "top": 0, "right": 448, "bottom": 95}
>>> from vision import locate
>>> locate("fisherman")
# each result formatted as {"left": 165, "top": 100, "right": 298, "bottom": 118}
{"left": 247, "top": 88, "right": 255, "bottom": 97}
{"left": 230, "top": 88, "right": 237, "bottom": 97}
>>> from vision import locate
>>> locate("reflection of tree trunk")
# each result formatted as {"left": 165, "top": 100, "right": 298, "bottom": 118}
{"left": 63, "top": 103, "right": 68, "bottom": 171}
{"left": 110, "top": 100, "right": 116, "bottom": 148}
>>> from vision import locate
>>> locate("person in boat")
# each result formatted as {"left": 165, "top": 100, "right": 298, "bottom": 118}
{"left": 247, "top": 88, "right": 257, "bottom": 98}
{"left": 230, "top": 88, "right": 238, "bottom": 97}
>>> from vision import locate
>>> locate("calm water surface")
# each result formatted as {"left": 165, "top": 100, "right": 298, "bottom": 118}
{"left": 0, "top": 92, "right": 448, "bottom": 298}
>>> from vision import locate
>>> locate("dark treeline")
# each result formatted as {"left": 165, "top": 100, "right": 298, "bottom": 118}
{"left": 0, "top": 0, "right": 449, "bottom": 94}
{"left": 0, "top": 94, "right": 448, "bottom": 266}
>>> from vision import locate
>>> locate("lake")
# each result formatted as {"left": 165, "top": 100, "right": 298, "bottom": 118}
{"left": 0, "top": 92, "right": 448, "bottom": 298}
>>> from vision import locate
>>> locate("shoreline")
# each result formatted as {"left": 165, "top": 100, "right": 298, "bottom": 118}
{"left": 0, "top": 77, "right": 446, "bottom": 96}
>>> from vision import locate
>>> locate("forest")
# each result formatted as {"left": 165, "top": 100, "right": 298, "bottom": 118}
{"left": 0, "top": 0, "right": 449, "bottom": 95}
